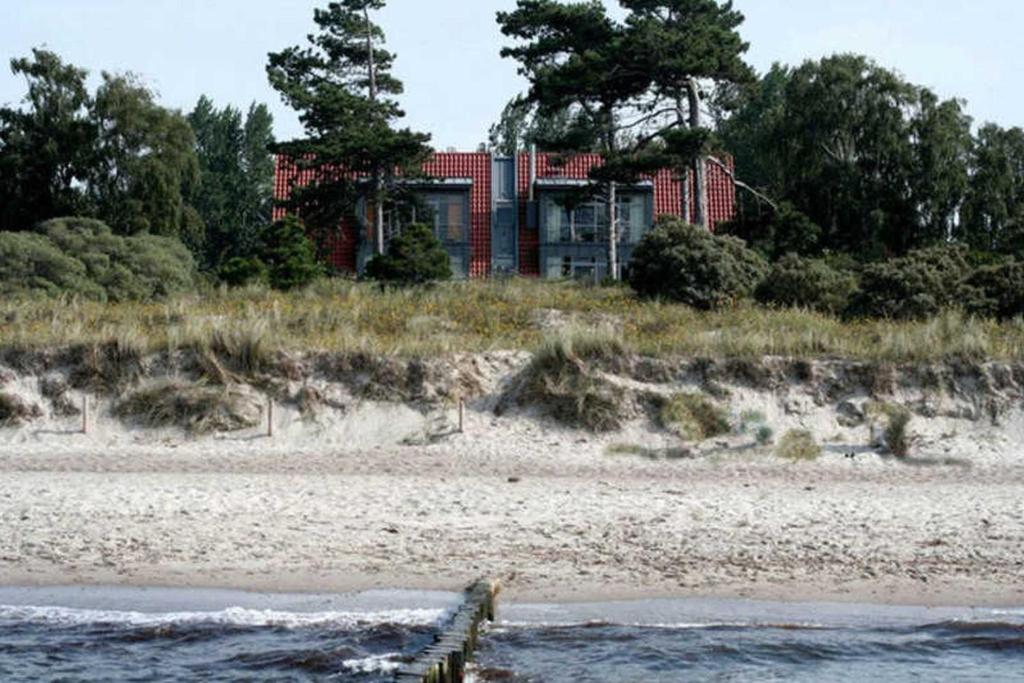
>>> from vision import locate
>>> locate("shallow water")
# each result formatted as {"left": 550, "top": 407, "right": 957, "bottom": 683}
{"left": 1, "top": 588, "right": 1022, "bottom": 682}
{"left": 476, "top": 599, "right": 1024, "bottom": 682}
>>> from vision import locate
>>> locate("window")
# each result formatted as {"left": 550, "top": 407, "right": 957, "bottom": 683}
{"left": 421, "top": 193, "right": 468, "bottom": 243}
{"left": 541, "top": 193, "right": 649, "bottom": 245}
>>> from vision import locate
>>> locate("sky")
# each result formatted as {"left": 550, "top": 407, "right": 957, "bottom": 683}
{"left": 2, "top": 0, "right": 1023, "bottom": 150}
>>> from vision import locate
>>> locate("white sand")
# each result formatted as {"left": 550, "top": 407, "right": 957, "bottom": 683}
{"left": 1, "top": 355, "right": 1023, "bottom": 607}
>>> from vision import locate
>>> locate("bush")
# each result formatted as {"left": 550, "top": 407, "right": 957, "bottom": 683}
{"left": 964, "top": 261, "right": 1024, "bottom": 320}
{"left": 628, "top": 217, "right": 768, "bottom": 310}
{"left": 258, "top": 215, "right": 323, "bottom": 291}
{"left": 0, "top": 392, "right": 43, "bottom": 426}
{"left": 0, "top": 217, "right": 197, "bottom": 302}
{"left": 720, "top": 202, "right": 822, "bottom": 260}
{"left": 848, "top": 244, "right": 973, "bottom": 319}
{"left": 220, "top": 257, "right": 269, "bottom": 288}
{"left": 0, "top": 231, "right": 100, "bottom": 299}
{"left": 39, "top": 217, "right": 197, "bottom": 301}
{"left": 365, "top": 223, "right": 452, "bottom": 286}
{"left": 775, "top": 429, "right": 821, "bottom": 461}
{"left": 755, "top": 253, "right": 859, "bottom": 314}
{"left": 658, "top": 392, "right": 730, "bottom": 442}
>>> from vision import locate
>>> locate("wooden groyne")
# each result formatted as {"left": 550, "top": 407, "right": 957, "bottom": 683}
{"left": 395, "top": 579, "right": 500, "bottom": 683}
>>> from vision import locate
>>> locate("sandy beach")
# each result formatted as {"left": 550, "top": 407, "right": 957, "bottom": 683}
{"left": 2, "top": 401, "right": 1022, "bottom": 608}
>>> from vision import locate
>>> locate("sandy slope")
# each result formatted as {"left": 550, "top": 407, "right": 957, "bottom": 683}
{"left": 1, "top": 399, "right": 1023, "bottom": 608}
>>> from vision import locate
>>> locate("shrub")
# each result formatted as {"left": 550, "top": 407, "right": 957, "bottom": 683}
{"left": 965, "top": 261, "right": 1024, "bottom": 320}
{"left": 848, "top": 244, "right": 973, "bottom": 319}
{"left": 365, "top": 223, "right": 453, "bottom": 286}
{"left": 755, "top": 253, "right": 859, "bottom": 314}
{"left": 775, "top": 429, "right": 821, "bottom": 461}
{"left": 628, "top": 217, "right": 768, "bottom": 310}
{"left": 658, "top": 392, "right": 730, "bottom": 442}
{"left": 0, "top": 231, "right": 101, "bottom": 299}
{"left": 220, "top": 257, "right": 269, "bottom": 288}
{"left": 39, "top": 217, "right": 197, "bottom": 301}
{"left": 258, "top": 215, "right": 323, "bottom": 291}
{"left": 719, "top": 202, "right": 822, "bottom": 260}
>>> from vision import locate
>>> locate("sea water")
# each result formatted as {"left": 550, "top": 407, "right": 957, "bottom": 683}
{"left": 0, "top": 587, "right": 1022, "bottom": 682}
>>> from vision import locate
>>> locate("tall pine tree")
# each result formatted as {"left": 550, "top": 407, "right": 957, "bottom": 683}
{"left": 267, "top": 1, "right": 431, "bottom": 259}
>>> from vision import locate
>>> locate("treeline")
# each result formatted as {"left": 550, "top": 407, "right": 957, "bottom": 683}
{"left": 0, "top": 49, "right": 319, "bottom": 301}
{"left": 717, "top": 54, "right": 1024, "bottom": 261}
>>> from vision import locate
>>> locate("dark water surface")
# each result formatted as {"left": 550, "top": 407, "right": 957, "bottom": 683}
{"left": 1, "top": 588, "right": 1022, "bottom": 682}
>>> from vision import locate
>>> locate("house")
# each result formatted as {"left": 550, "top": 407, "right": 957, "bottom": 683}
{"left": 273, "top": 151, "right": 736, "bottom": 279}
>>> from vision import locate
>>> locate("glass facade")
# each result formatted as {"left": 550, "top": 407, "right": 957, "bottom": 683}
{"left": 539, "top": 190, "right": 653, "bottom": 279}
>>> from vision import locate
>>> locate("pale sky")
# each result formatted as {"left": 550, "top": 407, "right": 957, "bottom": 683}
{"left": 2, "top": 1, "right": 1022, "bottom": 150}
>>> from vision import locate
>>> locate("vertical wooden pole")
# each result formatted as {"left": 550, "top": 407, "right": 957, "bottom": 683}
{"left": 458, "top": 399, "right": 465, "bottom": 434}
{"left": 267, "top": 399, "right": 274, "bottom": 438}
{"left": 82, "top": 395, "right": 89, "bottom": 435}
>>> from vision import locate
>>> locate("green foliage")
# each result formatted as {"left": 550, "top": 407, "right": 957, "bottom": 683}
{"left": 965, "top": 261, "right": 1024, "bottom": 320}
{"left": 267, "top": 1, "right": 432, "bottom": 252}
{"left": 719, "top": 201, "right": 822, "bottom": 259}
{"left": 0, "top": 49, "right": 205, "bottom": 254}
{"left": 0, "top": 49, "right": 95, "bottom": 232}
{"left": 719, "top": 55, "right": 973, "bottom": 256}
{"left": 0, "top": 231, "right": 99, "bottom": 298}
{"left": 775, "top": 429, "right": 821, "bottom": 461}
{"left": 258, "top": 215, "right": 323, "bottom": 291}
{"left": 364, "top": 223, "right": 452, "bottom": 286}
{"left": 188, "top": 97, "right": 275, "bottom": 271}
{"left": 959, "top": 124, "right": 1024, "bottom": 253}
{"left": 220, "top": 257, "right": 269, "bottom": 288}
{"left": 658, "top": 392, "right": 730, "bottom": 442}
{"left": 628, "top": 217, "right": 768, "bottom": 309}
{"left": 848, "top": 244, "right": 974, "bottom": 319}
{"left": 755, "top": 253, "right": 859, "bottom": 314}
{"left": 0, "top": 217, "right": 196, "bottom": 302}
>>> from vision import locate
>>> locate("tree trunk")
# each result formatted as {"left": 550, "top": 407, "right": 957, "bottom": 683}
{"left": 687, "top": 80, "right": 709, "bottom": 231}
{"left": 365, "top": 6, "right": 386, "bottom": 256}
{"left": 608, "top": 180, "right": 618, "bottom": 281}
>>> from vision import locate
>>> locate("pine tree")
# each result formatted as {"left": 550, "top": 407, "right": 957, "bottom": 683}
{"left": 267, "top": 1, "right": 431, "bottom": 258}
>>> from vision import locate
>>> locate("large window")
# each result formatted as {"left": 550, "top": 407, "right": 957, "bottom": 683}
{"left": 541, "top": 193, "right": 649, "bottom": 245}
{"left": 420, "top": 193, "right": 468, "bottom": 243}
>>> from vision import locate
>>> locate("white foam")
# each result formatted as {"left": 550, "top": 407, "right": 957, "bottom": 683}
{"left": 0, "top": 604, "right": 448, "bottom": 629}
{"left": 341, "top": 653, "right": 402, "bottom": 674}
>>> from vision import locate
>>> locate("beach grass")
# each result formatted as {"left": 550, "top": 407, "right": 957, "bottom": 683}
{"left": 2, "top": 278, "right": 1024, "bottom": 362}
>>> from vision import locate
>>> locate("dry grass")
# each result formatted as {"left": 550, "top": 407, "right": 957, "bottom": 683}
{"left": 113, "top": 380, "right": 262, "bottom": 434}
{"left": 658, "top": 392, "right": 731, "bottom": 442}
{"left": 775, "top": 429, "right": 822, "bottom": 461}
{"left": 1, "top": 280, "right": 1023, "bottom": 362}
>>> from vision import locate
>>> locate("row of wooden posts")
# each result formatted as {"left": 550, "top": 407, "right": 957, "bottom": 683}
{"left": 77, "top": 395, "right": 467, "bottom": 437}
{"left": 395, "top": 579, "right": 500, "bottom": 683}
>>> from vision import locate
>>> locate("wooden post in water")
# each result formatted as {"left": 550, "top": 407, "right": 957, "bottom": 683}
{"left": 395, "top": 579, "right": 500, "bottom": 683}
{"left": 267, "top": 399, "right": 274, "bottom": 438}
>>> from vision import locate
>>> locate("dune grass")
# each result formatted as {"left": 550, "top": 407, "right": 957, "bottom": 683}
{"left": 1, "top": 278, "right": 1024, "bottom": 362}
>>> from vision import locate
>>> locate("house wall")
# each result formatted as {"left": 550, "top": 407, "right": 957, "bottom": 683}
{"left": 273, "top": 151, "right": 736, "bottom": 277}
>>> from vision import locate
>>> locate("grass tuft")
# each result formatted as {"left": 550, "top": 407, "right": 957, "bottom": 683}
{"left": 114, "top": 380, "right": 262, "bottom": 434}
{"left": 658, "top": 392, "right": 731, "bottom": 442}
{"left": 0, "top": 392, "right": 42, "bottom": 426}
{"left": 775, "top": 429, "right": 822, "bottom": 461}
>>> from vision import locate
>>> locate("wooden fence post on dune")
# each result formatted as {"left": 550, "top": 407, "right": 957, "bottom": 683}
{"left": 394, "top": 579, "right": 501, "bottom": 683}
{"left": 81, "top": 395, "right": 89, "bottom": 435}
{"left": 267, "top": 399, "right": 274, "bottom": 439}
